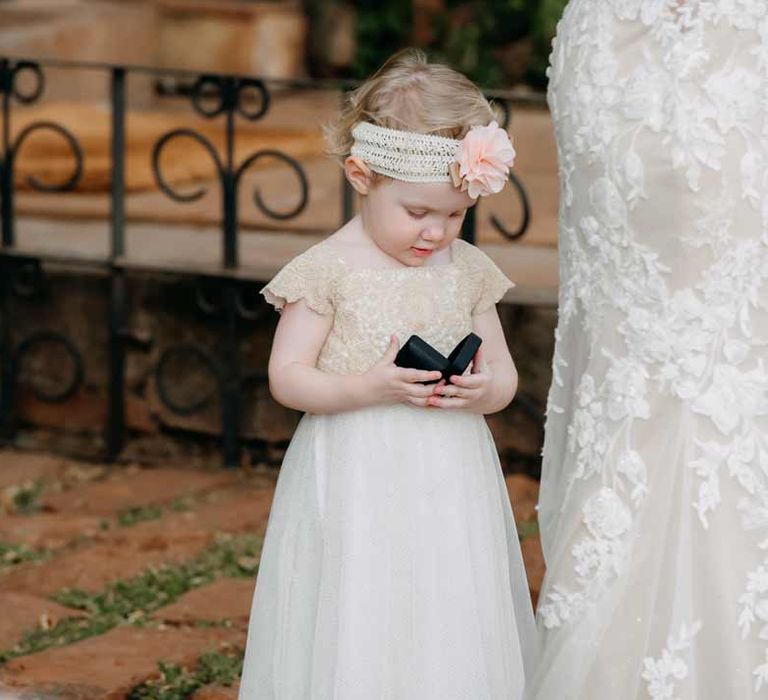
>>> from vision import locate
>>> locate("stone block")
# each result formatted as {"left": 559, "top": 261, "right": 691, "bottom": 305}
{"left": 0, "top": 626, "right": 245, "bottom": 699}
{"left": 158, "top": 0, "right": 307, "bottom": 79}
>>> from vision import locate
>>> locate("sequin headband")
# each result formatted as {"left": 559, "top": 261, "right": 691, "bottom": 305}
{"left": 350, "top": 120, "right": 516, "bottom": 198}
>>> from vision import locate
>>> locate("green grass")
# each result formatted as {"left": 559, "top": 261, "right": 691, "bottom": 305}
{"left": 116, "top": 495, "right": 195, "bottom": 528}
{"left": 127, "top": 650, "right": 244, "bottom": 700}
{"left": 5, "top": 479, "right": 44, "bottom": 514}
{"left": 517, "top": 520, "right": 540, "bottom": 541}
{"left": 0, "top": 541, "right": 52, "bottom": 573}
{"left": 117, "top": 505, "right": 165, "bottom": 528}
{"left": 0, "top": 534, "right": 262, "bottom": 664}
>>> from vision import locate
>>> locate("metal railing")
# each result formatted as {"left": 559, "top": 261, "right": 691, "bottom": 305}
{"left": 0, "top": 56, "right": 539, "bottom": 468}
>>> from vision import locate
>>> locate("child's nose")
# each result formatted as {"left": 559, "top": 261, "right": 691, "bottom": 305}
{"left": 422, "top": 224, "right": 445, "bottom": 242}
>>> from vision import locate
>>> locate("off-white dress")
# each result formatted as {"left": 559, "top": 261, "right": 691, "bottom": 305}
{"left": 238, "top": 238, "right": 537, "bottom": 700}
{"left": 534, "top": 2, "right": 768, "bottom": 698}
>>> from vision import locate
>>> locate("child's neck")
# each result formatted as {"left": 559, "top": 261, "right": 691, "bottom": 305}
{"left": 332, "top": 217, "right": 453, "bottom": 270}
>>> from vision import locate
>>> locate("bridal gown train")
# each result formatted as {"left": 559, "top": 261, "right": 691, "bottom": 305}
{"left": 534, "top": 1, "right": 768, "bottom": 698}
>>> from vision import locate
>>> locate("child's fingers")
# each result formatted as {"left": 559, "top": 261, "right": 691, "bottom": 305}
{"left": 434, "top": 383, "right": 474, "bottom": 398}
{"left": 398, "top": 368, "right": 443, "bottom": 384}
{"left": 404, "top": 382, "right": 441, "bottom": 399}
{"left": 406, "top": 396, "right": 431, "bottom": 408}
{"left": 427, "top": 394, "right": 467, "bottom": 410}
{"left": 378, "top": 334, "right": 400, "bottom": 364}
{"left": 406, "top": 397, "right": 428, "bottom": 408}
{"left": 448, "top": 373, "right": 486, "bottom": 388}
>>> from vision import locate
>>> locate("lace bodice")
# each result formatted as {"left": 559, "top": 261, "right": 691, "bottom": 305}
{"left": 262, "top": 238, "right": 512, "bottom": 375}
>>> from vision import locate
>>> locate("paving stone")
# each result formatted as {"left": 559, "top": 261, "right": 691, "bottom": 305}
{"left": 40, "top": 467, "right": 237, "bottom": 516}
{"left": 0, "top": 453, "right": 67, "bottom": 490}
{"left": 153, "top": 578, "right": 254, "bottom": 625}
{"left": 0, "top": 533, "right": 211, "bottom": 596}
{"left": 193, "top": 684, "right": 240, "bottom": 700}
{"left": 520, "top": 536, "right": 546, "bottom": 609}
{"left": 0, "top": 592, "right": 85, "bottom": 650}
{"left": 0, "top": 513, "right": 105, "bottom": 550}
{"left": 0, "top": 625, "right": 246, "bottom": 699}
{"left": 128, "top": 486, "right": 275, "bottom": 540}
{"left": 505, "top": 474, "right": 540, "bottom": 524}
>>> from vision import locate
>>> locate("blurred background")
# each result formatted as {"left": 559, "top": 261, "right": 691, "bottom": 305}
{"left": 0, "top": 0, "right": 568, "bottom": 87}
{"left": 0, "top": 0, "right": 564, "bottom": 474}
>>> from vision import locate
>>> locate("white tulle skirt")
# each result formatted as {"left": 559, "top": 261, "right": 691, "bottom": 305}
{"left": 238, "top": 404, "right": 536, "bottom": 699}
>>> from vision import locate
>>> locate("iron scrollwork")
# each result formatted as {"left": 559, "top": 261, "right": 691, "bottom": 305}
{"left": 13, "top": 330, "right": 85, "bottom": 404}
{"left": 1, "top": 60, "right": 84, "bottom": 246}
{"left": 152, "top": 75, "right": 310, "bottom": 268}
{"left": 153, "top": 277, "right": 270, "bottom": 465}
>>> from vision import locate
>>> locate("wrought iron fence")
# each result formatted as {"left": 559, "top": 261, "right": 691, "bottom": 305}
{"left": 0, "top": 56, "right": 538, "bottom": 469}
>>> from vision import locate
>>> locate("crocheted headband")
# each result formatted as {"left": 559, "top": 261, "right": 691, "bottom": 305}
{"left": 350, "top": 120, "right": 516, "bottom": 198}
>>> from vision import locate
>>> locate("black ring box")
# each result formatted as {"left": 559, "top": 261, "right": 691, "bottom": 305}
{"left": 394, "top": 333, "right": 482, "bottom": 384}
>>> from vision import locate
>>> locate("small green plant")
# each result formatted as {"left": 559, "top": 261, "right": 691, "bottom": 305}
{"left": 170, "top": 497, "right": 194, "bottom": 513}
{"left": 0, "top": 541, "right": 51, "bottom": 573}
{"left": 5, "top": 479, "right": 44, "bottom": 514}
{"left": 117, "top": 505, "right": 164, "bottom": 528}
{"left": 127, "top": 650, "right": 244, "bottom": 700}
{"left": 517, "top": 520, "right": 540, "bottom": 541}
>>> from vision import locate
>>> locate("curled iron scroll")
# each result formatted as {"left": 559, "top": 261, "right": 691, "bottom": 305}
{"left": 13, "top": 121, "right": 84, "bottom": 192}
{"left": 13, "top": 331, "right": 85, "bottom": 403}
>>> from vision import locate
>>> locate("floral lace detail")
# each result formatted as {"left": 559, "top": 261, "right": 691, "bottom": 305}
{"left": 539, "top": 0, "right": 768, "bottom": 692}
{"left": 261, "top": 245, "right": 343, "bottom": 316}
{"left": 261, "top": 239, "right": 512, "bottom": 375}
{"left": 538, "top": 486, "right": 634, "bottom": 629}
{"left": 642, "top": 622, "right": 703, "bottom": 700}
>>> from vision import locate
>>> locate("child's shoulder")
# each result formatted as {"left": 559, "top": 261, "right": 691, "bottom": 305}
{"left": 451, "top": 240, "right": 515, "bottom": 313}
{"left": 262, "top": 239, "right": 346, "bottom": 315}
{"left": 451, "top": 238, "right": 498, "bottom": 270}
{"left": 287, "top": 223, "right": 361, "bottom": 268}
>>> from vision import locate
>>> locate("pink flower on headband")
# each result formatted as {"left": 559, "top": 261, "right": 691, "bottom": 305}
{"left": 452, "top": 121, "right": 516, "bottom": 198}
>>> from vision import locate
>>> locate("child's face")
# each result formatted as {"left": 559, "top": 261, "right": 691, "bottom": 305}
{"left": 360, "top": 178, "right": 476, "bottom": 267}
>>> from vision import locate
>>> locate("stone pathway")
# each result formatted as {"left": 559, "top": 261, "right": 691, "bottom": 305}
{"left": 0, "top": 449, "right": 544, "bottom": 699}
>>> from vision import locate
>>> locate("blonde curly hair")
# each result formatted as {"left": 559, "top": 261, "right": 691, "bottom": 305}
{"left": 325, "top": 49, "right": 497, "bottom": 163}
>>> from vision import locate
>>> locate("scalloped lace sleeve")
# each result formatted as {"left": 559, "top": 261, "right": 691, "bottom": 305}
{"left": 458, "top": 241, "right": 515, "bottom": 314}
{"left": 261, "top": 246, "right": 337, "bottom": 316}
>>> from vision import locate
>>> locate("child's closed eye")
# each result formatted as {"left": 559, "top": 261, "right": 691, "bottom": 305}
{"left": 406, "top": 208, "right": 427, "bottom": 219}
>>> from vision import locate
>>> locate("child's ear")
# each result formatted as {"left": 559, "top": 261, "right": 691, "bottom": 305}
{"left": 344, "top": 156, "right": 374, "bottom": 195}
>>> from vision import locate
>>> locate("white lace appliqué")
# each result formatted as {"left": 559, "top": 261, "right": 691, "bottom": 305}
{"left": 642, "top": 622, "right": 703, "bottom": 700}
{"left": 541, "top": 0, "right": 768, "bottom": 690}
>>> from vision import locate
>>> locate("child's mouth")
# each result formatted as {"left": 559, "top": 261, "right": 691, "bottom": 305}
{"left": 410, "top": 246, "right": 434, "bottom": 257}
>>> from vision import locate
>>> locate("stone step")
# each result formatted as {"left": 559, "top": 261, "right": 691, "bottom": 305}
{"left": 193, "top": 684, "right": 240, "bottom": 700}
{"left": 0, "top": 452, "right": 69, "bottom": 491}
{"left": 0, "top": 512, "right": 105, "bottom": 550}
{"left": 40, "top": 466, "right": 237, "bottom": 516}
{"left": 0, "top": 592, "right": 84, "bottom": 650}
{"left": 0, "top": 625, "right": 245, "bottom": 700}
{"left": 0, "top": 532, "right": 212, "bottom": 596}
{"left": 0, "top": 480, "right": 275, "bottom": 596}
{"left": 12, "top": 219, "right": 559, "bottom": 307}
{"left": 153, "top": 578, "right": 254, "bottom": 625}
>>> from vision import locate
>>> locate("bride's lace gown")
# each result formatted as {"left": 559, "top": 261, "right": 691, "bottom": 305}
{"left": 534, "top": 2, "right": 768, "bottom": 698}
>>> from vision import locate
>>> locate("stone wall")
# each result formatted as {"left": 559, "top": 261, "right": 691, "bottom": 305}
{"left": 4, "top": 265, "right": 555, "bottom": 473}
{"left": 0, "top": 0, "right": 308, "bottom": 103}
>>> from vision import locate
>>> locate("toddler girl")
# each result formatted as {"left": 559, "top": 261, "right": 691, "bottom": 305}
{"left": 239, "top": 49, "right": 536, "bottom": 700}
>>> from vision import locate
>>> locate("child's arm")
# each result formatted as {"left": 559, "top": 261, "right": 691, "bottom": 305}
{"left": 428, "top": 304, "right": 517, "bottom": 414}
{"left": 268, "top": 299, "right": 443, "bottom": 414}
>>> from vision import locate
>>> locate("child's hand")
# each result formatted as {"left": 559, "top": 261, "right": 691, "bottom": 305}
{"left": 365, "top": 335, "right": 444, "bottom": 407}
{"left": 427, "top": 346, "right": 492, "bottom": 411}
